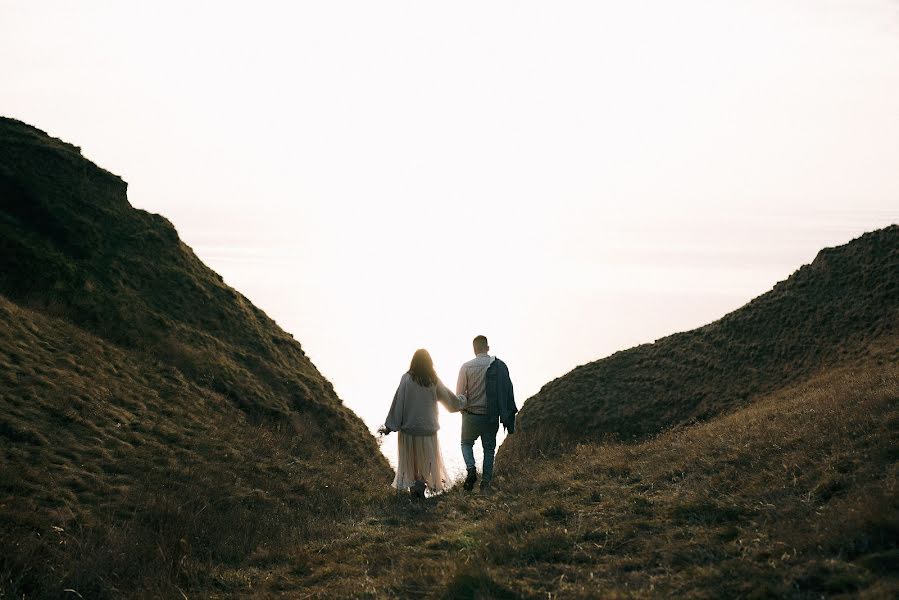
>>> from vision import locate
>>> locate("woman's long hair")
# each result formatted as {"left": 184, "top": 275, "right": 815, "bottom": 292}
{"left": 408, "top": 348, "right": 438, "bottom": 387}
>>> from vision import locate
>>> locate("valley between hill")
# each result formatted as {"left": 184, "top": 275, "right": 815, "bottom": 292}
{"left": 2, "top": 118, "right": 896, "bottom": 598}
{"left": 241, "top": 364, "right": 899, "bottom": 598}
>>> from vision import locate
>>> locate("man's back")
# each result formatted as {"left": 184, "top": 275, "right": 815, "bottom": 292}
{"left": 456, "top": 353, "right": 493, "bottom": 415}
{"left": 458, "top": 335, "right": 516, "bottom": 492}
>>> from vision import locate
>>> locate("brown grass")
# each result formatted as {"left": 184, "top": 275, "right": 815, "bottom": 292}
{"left": 3, "top": 292, "right": 895, "bottom": 597}
{"left": 0, "top": 115, "right": 382, "bottom": 456}
{"left": 0, "top": 295, "right": 390, "bottom": 598}
{"left": 502, "top": 225, "right": 899, "bottom": 459}
{"left": 238, "top": 364, "right": 898, "bottom": 598}
{"left": 1, "top": 116, "right": 393, "bottom": 597}
{"left": 2, "top": 117, "right": 896, "bottom": 597}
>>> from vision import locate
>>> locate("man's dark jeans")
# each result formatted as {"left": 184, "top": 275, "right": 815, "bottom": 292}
{"left": 461, "top": 412, "right": 499, "bottom": 483}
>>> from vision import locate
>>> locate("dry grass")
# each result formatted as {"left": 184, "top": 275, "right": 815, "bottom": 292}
{"left": 502, "top": 225, "right": 899, "bottom": 459}
{"left": 0, "top": 296, "right": 390, "bottom": 598}
{"left": 0, "top": 116, "right": 392, "bottom": 597}
{"left": 2, "top": 294, "right": 894, "bottom": 597}
{"left": 2, "top": 117, "right": 896, "bottom": 597}
{"left": 244, "top": 364, "right": 897, "bottom": 598}
{"left": 0, "top": 116, "right": 381, "bottom": 452}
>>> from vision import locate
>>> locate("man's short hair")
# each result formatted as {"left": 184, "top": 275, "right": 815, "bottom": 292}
{"left": 473, "top": 335, "right": 489, "bottom": 351}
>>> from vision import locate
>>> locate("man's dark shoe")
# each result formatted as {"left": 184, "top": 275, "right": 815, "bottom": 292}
{"left": 463, "top": 468, "right": 478, "bottom": 491}
{"left": 479, "top": 480, "right": 491, "bottom": 494}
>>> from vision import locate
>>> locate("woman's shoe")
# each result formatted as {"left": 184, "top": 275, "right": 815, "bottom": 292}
{"left": 410, "top": 479, "right": 427, "bottom": 499}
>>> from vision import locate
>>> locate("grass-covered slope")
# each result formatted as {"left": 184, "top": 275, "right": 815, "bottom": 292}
{"left": 0, "top": 118, "right": 391, "bottom": 597}
{"left": 247, "top": 365, "right": 898, "bottom": 598}
{"left": 501, "top": 226, "right": 899, "bottom": 460}
{"left": 0, "top": 117, "right": 373, "bottom": 449}
{"left": 0, "top": 297, "right": 387, "bottom": 596}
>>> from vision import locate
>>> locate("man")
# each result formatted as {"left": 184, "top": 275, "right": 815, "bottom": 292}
{"left": 456, "top": 335, "right": 517, "bottom": 492}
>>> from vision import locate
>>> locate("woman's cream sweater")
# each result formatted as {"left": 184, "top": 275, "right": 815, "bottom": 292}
{"left": 384, "top": 372, "right": 466, "bottom": 436}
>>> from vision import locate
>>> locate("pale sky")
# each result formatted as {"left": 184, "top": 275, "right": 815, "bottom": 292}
{"left": 3, "top": 1, "right": 898, "bottom": 475}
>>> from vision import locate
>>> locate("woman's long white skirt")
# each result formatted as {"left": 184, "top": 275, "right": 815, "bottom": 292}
{"left": 393, "top": 432, "right": 450, "bottom": 493}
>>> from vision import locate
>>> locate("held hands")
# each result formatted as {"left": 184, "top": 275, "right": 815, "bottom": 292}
{"left": 377, "top": 425, "right": 391, "bottom": 436}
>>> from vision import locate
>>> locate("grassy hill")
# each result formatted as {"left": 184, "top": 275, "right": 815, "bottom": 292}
{"left": 500, "top": 226, "right": 899, "bottom": 460}
{"left": 226, "top": 227, "right": 896, "bottom": 598}
{"left": 0, "top": 118, "right": 374, "bottom": 438}
{"left": 0, "top": 118, "right": 391, "bottom": 597}
{"left": 2, "top": 117, "right": 895, "bottom": 598}
{"left": 228, "top": 364, "right": 899, "bottom": 598}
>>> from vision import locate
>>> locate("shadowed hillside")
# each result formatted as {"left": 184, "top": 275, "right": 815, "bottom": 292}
{"left": 500, "top": 226, "right": 899, "bottom": 460}
{"left": 0, "top": 117, "right": 374, "bottom": 443}
{"left": 0, "top": 118, "right": 391, "bottom": 597}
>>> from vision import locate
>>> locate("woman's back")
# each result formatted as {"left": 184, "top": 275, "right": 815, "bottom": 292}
{"left": 381, "top": 349, "right": 464, "bottom": 495}
{"left": 385, "top": 372, "right": 440, "bottom": 436}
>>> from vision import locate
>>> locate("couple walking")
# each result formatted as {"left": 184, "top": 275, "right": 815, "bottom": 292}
{"left": 378, "top": 335, "right": 517, "bottom": 497}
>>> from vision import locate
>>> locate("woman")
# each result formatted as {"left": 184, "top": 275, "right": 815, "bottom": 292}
{"left": 378, "top": 349, "right": 465, "bottom": 498}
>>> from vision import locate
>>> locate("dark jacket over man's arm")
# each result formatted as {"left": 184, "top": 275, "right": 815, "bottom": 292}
{"left": 486, "top": 358, "right": 518, "bottom": 433}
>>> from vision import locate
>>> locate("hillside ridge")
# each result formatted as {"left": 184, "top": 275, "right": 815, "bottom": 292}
{"left": 0, "top": 117, "right": 391, "bottom": 595}
{"left": 0, "top": 117, "right": 378, "bottom": 447}
{"left": 501, "top": 225, "right": 899, "bottom": 460}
